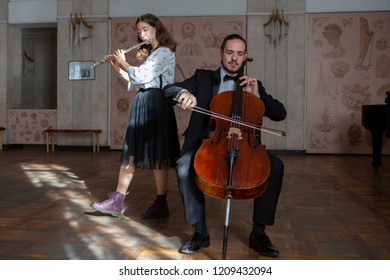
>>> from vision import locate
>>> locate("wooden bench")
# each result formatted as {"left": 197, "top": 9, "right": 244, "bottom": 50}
{"left": 0, "top": 127, "right": 4, "bottom": 150}
{"left": 43, "top": 129, "right": 102, "bottom": 153}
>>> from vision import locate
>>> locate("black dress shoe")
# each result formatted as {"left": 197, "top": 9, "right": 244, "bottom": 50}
{"left": 249, "top": 232, "right": 279, "bottom": 257}
{"left": 180, "top": 232, "right": 210, "bottom": 254}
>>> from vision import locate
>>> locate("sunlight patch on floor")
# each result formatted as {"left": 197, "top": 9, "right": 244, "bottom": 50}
{"left": 19, "top": 162, "right": 182, "bottom": 259}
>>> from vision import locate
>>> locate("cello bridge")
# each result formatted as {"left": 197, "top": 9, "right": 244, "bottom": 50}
{"left": 227, "top": 127, "right": 243, "bottom": 140}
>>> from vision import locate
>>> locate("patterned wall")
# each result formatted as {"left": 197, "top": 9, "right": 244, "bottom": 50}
{"left": 307, "top": 12, "right": 390, "bottom": 154}
{"left": 8, "top": 109, "right": 57, "bottom": 144}
{"left": 110, "top": 16, "right": 246, "bottom": 149}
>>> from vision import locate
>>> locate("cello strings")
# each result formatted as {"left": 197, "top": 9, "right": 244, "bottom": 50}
{"left": 189, "top": 106, "right": 286, "bottom": 137}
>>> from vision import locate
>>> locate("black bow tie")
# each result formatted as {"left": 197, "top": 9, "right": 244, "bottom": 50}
{"left": 223, "top": 74, "right": 237, "bottom": 82}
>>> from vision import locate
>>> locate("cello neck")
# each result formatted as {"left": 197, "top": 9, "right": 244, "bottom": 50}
{"left": 231, "top": 66, "right": 245, "bottom": 119}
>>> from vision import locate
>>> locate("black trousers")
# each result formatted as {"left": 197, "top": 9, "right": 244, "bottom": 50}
{"left": 176, "top": 149, "right": 284, "bottom": 227}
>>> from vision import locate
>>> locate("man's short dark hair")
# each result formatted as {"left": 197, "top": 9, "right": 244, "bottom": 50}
{"left": 220, "top": 34, "right": 247, "bottom": 52}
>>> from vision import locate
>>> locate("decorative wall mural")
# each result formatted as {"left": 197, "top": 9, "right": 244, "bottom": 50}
{"left": 376, "top": 83, "right": 390, "bottom": 97}
{"left": 330, "top": 60, "right": 350, "bottom": 78}
{"left": 181, "top": 22, "right": 196, "bottom": 39}
{"left": 314, "top": 63, "right": 334, "bottom": 97}
{"left": 180, "top": 42, "right": 203, "bottom": 56}
{"left": 355, "top": 17, "right": 375, "bottom": 71}
{"left": 307, "top": 12, "right": 390, "bottom": 154}
{"left": 322, "top": 23, "right": 346, "bottom": 59}
{"left": 310, "top": 103, "right": 342, "bottom": 150}
{"left": 376, "top": 38, "right": 390, "bottom": 50}
{"left": 340, "top": 80, "right": 371, "bottom": 116}
{"left": 8, "top": 110, "right": 57, "bottom": 144}
{"left": 110, "top": 16, "right": 246, "bottom": 149}
{"left": 376, "top": 54, "right": 390, "bottom": 78}
{"left": 347, "top": 123, "right": 363, "bottom": 147}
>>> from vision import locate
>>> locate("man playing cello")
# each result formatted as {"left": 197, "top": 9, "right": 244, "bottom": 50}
{"left": 164, "top": 34, "right": 287, "bottom": 257}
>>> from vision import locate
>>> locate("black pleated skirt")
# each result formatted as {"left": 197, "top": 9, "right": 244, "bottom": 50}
{"left": 120, "top": 88, "right": 180, "bottom": 169}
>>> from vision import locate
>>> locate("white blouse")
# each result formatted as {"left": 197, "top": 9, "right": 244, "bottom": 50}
{"left": 126, "top": 46, "right": 176, "bottom": 91}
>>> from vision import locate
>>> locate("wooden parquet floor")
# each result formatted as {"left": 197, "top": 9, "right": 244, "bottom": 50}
{"left": 0, "top": 145, "right": 390, "bottom": 260}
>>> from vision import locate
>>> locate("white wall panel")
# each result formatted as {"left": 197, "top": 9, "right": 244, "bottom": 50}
{"left": 307, "top": 0, "right": 390, "bottom": 13}
{"left": 109, "top": 0, "right": 246, "bottom": 17}
{"left": 9, "top": 0, "right": 57, "bottom": 23}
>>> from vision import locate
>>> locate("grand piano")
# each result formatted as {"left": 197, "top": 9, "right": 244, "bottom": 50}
{"left": 361, "top": 91, "right": 390, "bottom": 169}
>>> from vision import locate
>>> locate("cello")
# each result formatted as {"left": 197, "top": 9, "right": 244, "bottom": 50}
{"left": 193, "top": 66, "right": 271, "bottom": 259}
